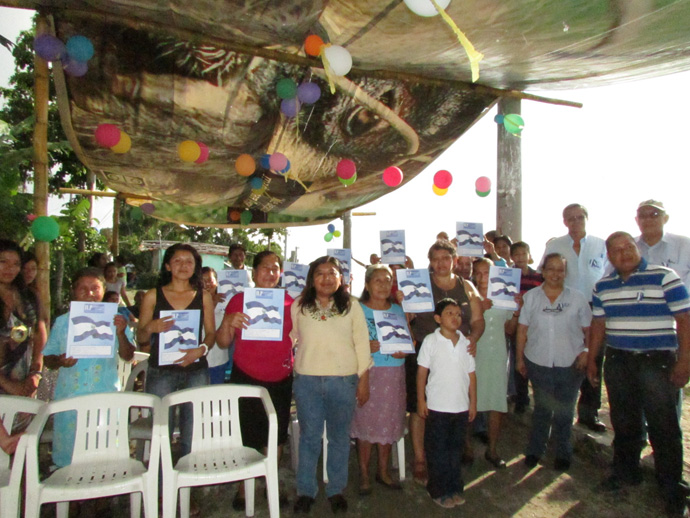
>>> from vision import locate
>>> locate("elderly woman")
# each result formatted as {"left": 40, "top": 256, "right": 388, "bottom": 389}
{"left": 291, "top": 256, "right": 371, "bottom": 514}
{"left": 351, "top": 264, "right": 407, "bottom": 495}
{"left": 516, "top": 253, "right": 592, "bottom": 471}
{"left": 407, "top": 239, "right": 484, "bottom": 484}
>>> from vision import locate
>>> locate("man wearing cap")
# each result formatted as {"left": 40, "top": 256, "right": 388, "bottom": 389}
{"left": 636, "top": 200, "right": 690, "bottom": 291}
{"left": 588, "top": 231, "right": 690, "bottom": 517}
{"left": 542, "top": 203, "right": 609, "bottom": 432}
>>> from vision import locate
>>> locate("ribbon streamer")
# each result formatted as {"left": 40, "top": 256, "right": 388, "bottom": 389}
{"left": 320, "top": 43, "right": 338, "bottom": 94}
{"left": 430, "top": 0, "right": 483, "bottom": 82}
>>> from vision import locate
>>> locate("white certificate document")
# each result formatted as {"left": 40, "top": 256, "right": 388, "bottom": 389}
{"left": 158, "top": 309, "right": 201, "bottom": 366}
{"left": 66, "top": 302, "right": 118, "bottom": 359}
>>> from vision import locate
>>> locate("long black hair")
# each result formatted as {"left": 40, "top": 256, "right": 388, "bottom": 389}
{"left": 299, "top": 256, "right": 350, "bottom": 315}
{"left": 157, "top": 243, "right": 203, "bottom": 291}
{"left": 0, "top": 239, "right": 28, "bottom": 328}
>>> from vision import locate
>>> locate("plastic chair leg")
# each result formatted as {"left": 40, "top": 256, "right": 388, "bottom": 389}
{"left": 129, "top": 491, "right": 141, "bottom": 518}
{"left": 162, "top": 478, "right": 177, "bottom": 518}
{"left": 245, "top": 478, "right": 255, "bottom": 517}
{"left": 179, "top": 487, "right": 191, "bottom": 518}
{"left": 56, "top": 501, "right": 69, "bottom": 518}
{"left": 397, "top": 436, "right": 406, "bottom": 481}
{"left": 266, "top": 465, "right": 280, "bottom": 517}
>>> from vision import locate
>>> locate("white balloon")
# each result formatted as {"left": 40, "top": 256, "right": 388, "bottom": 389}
{"left": 403, "top": 0, "right": 451, "bottom": 17}
{"left": 324, "top": 45, "right": 352, "bottom": 76}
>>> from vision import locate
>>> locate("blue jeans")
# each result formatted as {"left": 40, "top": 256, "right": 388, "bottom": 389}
{"left": 525, "top": 358, "right": 583, "bottom": 461}
{"left": 425, "top": 410, "right": 467, "bottom": 499}
{"left": 293, "top": 373, "right": 358, "bottom": 498}
{"left": 147, "top": 366, "right": 209, "bottom": 456}
{"left": 604, "top": 348, "right": 684, "bottom": 510}
{"left": 208, "top": 360, "right": 230, "bottom": 385}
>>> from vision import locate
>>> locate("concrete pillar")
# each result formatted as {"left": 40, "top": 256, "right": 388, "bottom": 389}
{"left": 496, "top": 97, "right": 522, "bottom": 241}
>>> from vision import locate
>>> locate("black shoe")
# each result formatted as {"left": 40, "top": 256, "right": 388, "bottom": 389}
{"left": 554, "top": 458, "right": 571, "bottom": 472}
{"left": 328, "top": 494, "right": 348, "bottom": 514}
{"left": 524, "top": 455, "right": 539, "bottom": 468}
{"left": 578, "top": 417, "right": 606, "bottom": 433}
{"left": 485, "top": 451, "right": 507, "bottom": 469}
{"left": 293, "top": 495, "right": 315, "bottom": 514}
{"left": 597, "top": 474, "right": 643, "bottom": 493}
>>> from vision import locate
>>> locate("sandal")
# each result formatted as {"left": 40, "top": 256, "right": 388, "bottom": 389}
{"left": 413, "top": 461, "right": 428, "bottom": 486}
{"left": 432, "top": 496, "right": 456, "bottom": 509}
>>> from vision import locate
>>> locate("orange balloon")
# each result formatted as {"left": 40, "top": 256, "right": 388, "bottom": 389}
{"left": 235, "top": 154, "right": 256, "bottom": 176}
{"left": 304, "top": 34, "right": 325, "bottom": 57}
{"left": 178, "top": 140, "right": 201, "bottom": 162}
{"left": 432, "top": 184, "right": 448, "bottom": 196}
{"left": 229, "top": 210, "right": 241, "bottom": 222}
{"left": 110, "top": 132, "right": 131, "bottom": 153}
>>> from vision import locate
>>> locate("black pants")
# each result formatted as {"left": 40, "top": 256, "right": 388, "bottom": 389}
{"left": 425, "top": 410, "right": 468, "bottom": 499}
{"left": 577, "top": 348, "right": 603, "bottom": 421}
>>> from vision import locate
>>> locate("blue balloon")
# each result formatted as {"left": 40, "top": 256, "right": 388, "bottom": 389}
{"left": 66, "top": 35, "right": 94, "bottom": 62}
{"left": 327, "top": 224, "right": 335, "bottom": 233}
{"left": 34, "top": 34, "right": 65, "bottom": 62}
{"left": 250, "top": 176, "right": 263, "bottom": 189}
{"left": 260, "top": 154, "right": 271, "bottom": 169}
{"left": 279, "top": 160, "right": 291, "bottom": 174}
{"left": 280, "top": 98, "right": 300, "bottom": 118}
{"left": 494, "top": 114, "right": 505, "bottom": 124}
{"left": 297, "top": 82, "right": 321, "bottom": 105}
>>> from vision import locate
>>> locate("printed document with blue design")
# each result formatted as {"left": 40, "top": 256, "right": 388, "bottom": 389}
{"left": 242, "top": 288, "right": 285, "bottom": 341}
{"left": 66, "top": 301, "right": 118, "bottom": 358}
{"left": 159, "top": 309, "right": 201, "bottom": 366}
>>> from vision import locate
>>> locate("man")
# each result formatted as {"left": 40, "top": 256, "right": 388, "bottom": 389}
{"left": 228, "top": 243, "right": 248, "bottom": 270}
{"left": 543, "top": 203, "right": 609, "bottom": 432}
{"left": 587, "top": 231, "right": 690, "bottom": 518}
{"left": 635, "top": 200, "right": 690, "bottom": 291}
{"left": 454, "top": 256, "right": 473, "bottom": 280}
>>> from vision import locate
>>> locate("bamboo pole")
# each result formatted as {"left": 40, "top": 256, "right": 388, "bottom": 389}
{"left": 33, "top": 14, "right": 51, "bottom": 322}
{"left": 111, "top": 197, "right": 120, "bottom": 257}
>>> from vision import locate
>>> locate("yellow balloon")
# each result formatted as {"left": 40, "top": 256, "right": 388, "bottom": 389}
{"left": 235, "top": 154, "right": 256, "bottom": 176}
{"left": 178, "top": 140, "right": 201, "bottom": 162}
{"left": 432, "top": 184, "right": 448, "bottom": 196}
{"left": 110, "top": 132, "right": 131, "bottom": 153}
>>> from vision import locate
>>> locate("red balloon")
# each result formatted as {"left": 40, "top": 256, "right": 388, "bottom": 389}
{"left": 95, "top": 124, "right": 122, "bottom": 148}
{"left": 195, "top": 142, "right": 209, "bottom": 164}
{"left": 336, "top": 159, "right": 356, "bottom": 180}
{"left": 382, "top": 166, "right": 403, "bottom": 187}
{"left": 475, "top": 176, "right": 492, "bottom": 192}
{"left": 434, "top": 169, "right": 453, "bottom": 189}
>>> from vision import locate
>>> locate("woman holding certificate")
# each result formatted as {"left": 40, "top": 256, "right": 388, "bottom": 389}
{"left": 137, "top": 243, "right": 216, "bottom": 457}
{"left": 351, "top": 264, "right": 407, "bottom": 495}
{"left": 291, "top": 256, "right": 371, "bottom": 514}
{"left": 216, "top": 250, "right": 294, "bottom": 509}
{"left": 516, "top": 253, "right": 591, "bottom": 471}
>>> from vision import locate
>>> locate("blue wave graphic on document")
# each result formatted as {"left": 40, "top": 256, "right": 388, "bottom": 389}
{"left": 455, "top": 230, "right": 483, "bottom": 247}
{"left": 284, "top": 271, "right": 306, "bottom": 289}
{"left": 246, "top": 301, "right": 282, "bottom": 325}
{"left": 376, "top": 321, "right": 411, "bottom": 341}
{"left": 398, "top": 280, "right": 432, "bottom": 300}
{"left": 381, "top": 239, "right": 405, "bottom": 255}
{"left": 490, "top": 277, "right": 519, "bottom": 297}
{"left": 71, "top": 316, "right": 114, "bottom": 342}
{"left": 164, "top": 326, "right": 197, "bottom": 349}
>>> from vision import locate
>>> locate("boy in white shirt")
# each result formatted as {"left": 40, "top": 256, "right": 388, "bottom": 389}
{"left": 417, "top": 298, "right": 477, "bottom": 509}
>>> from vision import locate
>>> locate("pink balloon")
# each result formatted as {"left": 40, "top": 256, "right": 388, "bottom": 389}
{"left": 195, "top": 142, "right": 209, "bottom": 164}
{"left": 382, "top": 166, "right": 403, "bottom": 187}
{"left": 336, "top": 159, "right": 356, "bottom": 180}
{"left": 95, "top": 124, "right": 121, "bottom": 148}
{"left": 434, "top": 169, "right": 453, "bottom": 189}
{"left": 269, "top": 152, "right": 288, "bottom": 171}
{"left": 141, "top": 203, "right": 155, "bottom": 215}
{"left": 475, "top": 176, "right": 491, "bottom": 192}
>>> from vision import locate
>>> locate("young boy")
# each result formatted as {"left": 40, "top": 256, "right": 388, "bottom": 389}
{"left": 510, "top": 241, "right": 543, "bottom": 294}
{"left": 417, "top": 298, "right": 477, "bottom": 509}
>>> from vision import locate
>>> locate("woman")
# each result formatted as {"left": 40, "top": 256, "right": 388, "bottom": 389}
{"left": 201, "top": 266, "right": 230, "bottom": 386}
{"left": 0, "top": 240, "right": 44, "bottom": 454}
{"left": 216, "top": 251, "right": 293, "bottom": 509}
{"left": 291, "top": 256, "right": 371, "bottom": 514}
{"left": 104, "top": 261, "right": 131, "bottom": 307}
{"left": 472, "top": 258, "right": 518, "bottom": 468}
{"left": 43, "top": 267, "right": 135, "bottom": 466}
{"left": 407, "top": 239, "right": 485, "bottom": 484}
{"left": 137, "top": 243, "right": 215, "bottom": 457}
{"left": 516, "top": 253, "right": 591, "bottom": 471}
{"left": 351, "top": 264, "right": 407, "bottom": 495}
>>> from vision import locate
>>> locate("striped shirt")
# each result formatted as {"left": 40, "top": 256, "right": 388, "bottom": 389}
{"left": 592, "top": 259, "right": 690, "bottom": 351}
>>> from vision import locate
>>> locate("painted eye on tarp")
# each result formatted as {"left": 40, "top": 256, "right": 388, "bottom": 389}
{"left": 340, "top": 89, "right": 397, "bottom": 139}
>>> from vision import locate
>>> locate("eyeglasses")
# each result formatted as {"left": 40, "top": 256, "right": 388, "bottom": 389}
{"left": 637, "top": 210, "right": 663, "bottom": 219}
{"left": 566, "top": 215, "right": 586, "bottom": 222}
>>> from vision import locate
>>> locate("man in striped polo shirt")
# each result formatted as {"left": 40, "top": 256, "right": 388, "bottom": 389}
{"left": 587, "top": 231, "right": 690, "bottom": 518}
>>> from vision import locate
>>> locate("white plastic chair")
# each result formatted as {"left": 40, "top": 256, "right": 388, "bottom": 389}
{"left": 0, "top": 396, "right": 44, "bottom": 518}
{"left": 23, "top": 392, "right": 161, "bottom": 518}
{"left": 124, "top": 357, "right": 152, "bottom": 462}
{"left": 118, "top": 351, "right": 150, "bottom": 391}
{"left": 160, "top": 384, "right": 279, "bottom": 518}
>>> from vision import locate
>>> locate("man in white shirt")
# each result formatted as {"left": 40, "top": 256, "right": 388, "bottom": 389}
{"left": 542, "top": 203, "right": 609, "bottom": 432}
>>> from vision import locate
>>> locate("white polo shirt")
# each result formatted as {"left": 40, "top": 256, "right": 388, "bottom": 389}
{"left": 636, "top": 232, "right": 690, "bottom": 291}
{"left": 417, "top": 328, "right": 475, "bottom": 413}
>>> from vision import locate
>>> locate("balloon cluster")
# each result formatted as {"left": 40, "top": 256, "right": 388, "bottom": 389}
{"left": 178, "top": 140, "right": 209, "bottom": 164}
{"left": 34, "top": 34, "right": 95, "bottom": 77}
{"left": 382, "top": 166, "right": 403, "bottom": 187}
{"left": 304, "top": 35, "right": 353, "bottom": 94}
{"left": 494, "top": 114, "right": 524, "bottom": 135}
{"left": 432, "top": 169, "right": 453, "bottom": 196}
{"left": 336, "top": 159, "right": 357, "bottom": 187}
{"left": 276, "top": 78, "right": 321, "bottom": 118}
{"left": 95, "top": 124, "right": 132, "bottom": 154}
{"left": 31, "top": 216, "right": 60, "bottom": 242}
{"left": 324, "top": 223, "right": 342, "bottom": 242}
{"left": 403, "top": 0, "right": 450, "bottom": 16}
{"left": 475, "top": 176, "right": 491, "bottom": 197}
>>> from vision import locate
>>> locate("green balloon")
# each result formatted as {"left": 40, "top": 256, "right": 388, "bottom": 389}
{"left": 503, "top": 114, "right": 524, "bottom": 135}
{"left": 31, "top": 216, "right": 60, "bottom": 242}
{"left": 131, "top": 207, "right": 143, "bottom": 221}
{"left": 476, "top": 189, "right": 491, "bottom": 198}
{"left": 339, "top": 172, "right": 357, "bottom": 187}
{"left": 240, "top": 210, "right": 253, "bottom": 226}
{"left": 324, "top": 232, "right": 333, "bottom": 242}
{"left": 276, "top": 78, "right": 297, "bottom": 100}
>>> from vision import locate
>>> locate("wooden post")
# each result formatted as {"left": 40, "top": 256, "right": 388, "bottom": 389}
{"left": 111, "top": 197, "right": 120, "bottom": 257}
{"left": 496, "top": 98, "right": 522, "bottom": 241}
{"left": 342, "top": 210, "right": 352, "bottom": 250}
{"left": 33, "top": 15, "right": 51, "bottom": 321}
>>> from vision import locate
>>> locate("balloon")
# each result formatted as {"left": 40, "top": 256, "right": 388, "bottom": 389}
{"left": 297, "top": 82, "right": 321, "bottom": 104}
{"left": 279, "top": 160, "right": 291, "bottom": 174}
{"left": 31, "top": 216, "right": 60, "bottom": 242}
{"left": 250, "top": 176, "right": 263, "bottom": 189}
{"left": 336, "top": 159, "right": 356, "bottom": 180}
{"left": 235, "top": 154, "right": 256, "bottom": 176}
{"left": 65, "top": 35, "right": 94, "bottom": 62}
{"left": 26, "top": 214, "right": 37, "bottom": 222}
{"left": 503, "top": 114, "right": 524, "bottom": 134}
{"left": 304, "top": 34, "right": 325, "bottom": 57}
{"left": 339, "top": 173, "right": 357, "bottom": 186}
{"left": 324, "top": 232, "right": 333, "bottom": 242}
{"left": 34, "top": 34, "right": 65, "bottom": 62}
{"left": 259, "top": 154, "right": 271, "bottom": 169}
{"left": 494, "top": 114, "right": 505, "bottom": 124}
{"left": 240, "top": 210, "right": 253, "bottom": 226}
{"left": 475, "top": 176, "right": 491, "bottom": 192}
{"left": 432, "top": 184, "right": 448, "bottom": 196}
{"left": 229, "top": 209, "right": 241, "bottom": 222}
{"left": 62, "top": 57, "right": 88, "bottom": 77}
{"left": 434, "top": 169, "right": 453, "bottom": 189}
{"left": 110, "top": 132, "right": 131, "bottom": 153}
{"left": 323, "top": 45, "right": 352, "bottom": 76}
{"left": 333, "top": 230, "right": 341, "bottom": 238}
{"left": 141, "top": 203, "right": 156, "bottom": 215}
{"left": 280, "top": 98, "right": 301, "bottom": 117}
{"left": 130, "top": 207, "right": 143, "bottom": 221}
{"left": 276, "top": 78, "right": 297, "bottom": 99}
{"left": 269, "top": 152, "right": 288, "bottom": 171}
{"left": 327, "top": 223, "right": 335, "bottom": 233}
{"left": 178, "top": 140, "right": 201, "bottom": 162}
{"left": 95, "top": 124, "right": 121, "bottom": 147}
{"left": 476, "top": 189, "right": 491, "bottom": 198}
{"left": 382, "top": 166, "right": 403, "bottom": 187}
{"left": 403, "top": 0, "right": 451, "bottom": 17}
{"left": 195, "top": 142, "right": 209, "bottom": 164}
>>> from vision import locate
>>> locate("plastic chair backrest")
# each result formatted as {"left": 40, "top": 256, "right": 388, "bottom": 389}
{"left": 124, "top": 358, "right": 149, "bottom": 392}
{"left": 0, "top": 396, "right": 43, "bottom": 472}
{"left": 118, "top": 351, "right": 150, "bottom": 391}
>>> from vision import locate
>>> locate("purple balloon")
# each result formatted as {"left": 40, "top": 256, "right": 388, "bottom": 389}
{"left": 141, "top": 203, "right": 156, "bottom": 215}
{"left": 297, "top": 82, "right": 321, "bottom": 105}
{"left": 34, "top": 34, "right": 66, "bottom": 62}
{"left": 280, "top": 98, "right": 301, "bottom": 118}
{"left": 63, "top": 57, "right": 88, "bottom": 77}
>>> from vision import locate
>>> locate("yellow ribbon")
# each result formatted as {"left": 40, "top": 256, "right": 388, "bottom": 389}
{"left": 320, "top": 43, "right": 338, "bottom": 94}
{"left": 430, "top": 0, "right": 483, "bottom": 82}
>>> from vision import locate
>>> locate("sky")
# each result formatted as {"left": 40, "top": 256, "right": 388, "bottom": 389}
{"left": 2, "top": 6, "right": 689, "bottom": 295}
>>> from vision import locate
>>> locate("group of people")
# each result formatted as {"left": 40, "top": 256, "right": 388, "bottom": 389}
{"left": 1, "top": 197, "right": 689, "bottom": 516}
